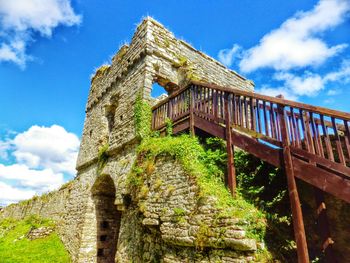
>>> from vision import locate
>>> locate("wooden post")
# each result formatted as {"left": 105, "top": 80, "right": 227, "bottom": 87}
{"left": 224, "top": 92, "right": 236, "bottom": 196}
{"left": 314, "top": 188, "right": 336, "bottom": 263}
{"left": 189, "top": 85, "right": 195, "bottom": 136}
{"left": 278, "top": 104, "right": 309, "bottom": 263}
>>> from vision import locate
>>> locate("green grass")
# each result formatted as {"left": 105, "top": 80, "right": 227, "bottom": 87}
{"left": 0, "top": 216, "right": 71, "bottom": 263}
{"left": 134, "top": 134, "right": 267, "bottom": 241}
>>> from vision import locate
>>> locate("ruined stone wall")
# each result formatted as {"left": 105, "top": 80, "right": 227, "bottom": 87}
{"left": 115, "top": 156, "right": 258, "bottom": 263}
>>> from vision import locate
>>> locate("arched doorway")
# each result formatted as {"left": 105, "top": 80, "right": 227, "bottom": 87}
{"left": 92, "top": 174, "right": 121, "bottom": 263}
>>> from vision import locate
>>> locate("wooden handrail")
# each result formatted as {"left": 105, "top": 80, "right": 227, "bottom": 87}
{"left": 152, "top": 81, "right": 350, "bottom": 120}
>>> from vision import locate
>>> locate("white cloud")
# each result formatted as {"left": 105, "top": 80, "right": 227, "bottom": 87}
{"left": 0, "top": 125, "right": 80, "bottom": 205}
{"left": 218, "top": 44, "right": 241, "bottom": 67}
{"left": 258, "top": 59, "right": 350, "bottom": 100}
{"left": 324, "top": 59, "right": 350, "bottom": 83}
{"left": 0, "top": 182, "right": 35, "bottom": 206}
{"left": 0, "top": 0, "right": 81, "bottom": 67}
{"left": 12, "top": 125, "right": 80, "bottom": 175}
{"left": 256, "top": 86, "right": 298, "bottom": 101}
{"left": 274, "top": 72, "right": 325, "bottom": 96}
{"left": 0, "top": 164, "right": 64, "bottom": 191}
{"left": 218, "top": 0, "right": 350, "bottom": 73}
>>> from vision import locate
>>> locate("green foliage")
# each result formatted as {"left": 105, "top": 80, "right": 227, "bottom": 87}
{"left": 0, "top": 216, "right": 71, "bottom": 262}
{"left": 136, "top": 135, "right": 266, "bottom": 241}
{"left": 134, "top": 94, "right": 152, "bottom": 139}
{"left": 235, "top": 150, "right": 296, "bottom": 261}
{"left": 165, "top": 118, "right": 173, "bottom": 136}
{"left": 97, "top": 143, "right": 109, "bottom": 173}
{"left": 173, "top": 207, "right": 186, "bottom": 216}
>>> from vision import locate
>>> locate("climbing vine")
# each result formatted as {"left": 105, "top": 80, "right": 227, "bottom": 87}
{"left": 134, "top": 94, "right": 152, "bottom": 139}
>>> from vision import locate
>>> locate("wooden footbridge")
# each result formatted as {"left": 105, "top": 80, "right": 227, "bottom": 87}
{"left": 151, "top": 81, "right": 350, "bottom": 263}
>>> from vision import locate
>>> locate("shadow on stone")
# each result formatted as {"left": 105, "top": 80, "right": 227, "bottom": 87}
{"left": 92, "top": 174, "right": 121, "bottom": 263}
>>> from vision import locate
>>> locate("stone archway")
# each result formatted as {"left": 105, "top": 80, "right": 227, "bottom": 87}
{"left": 92, "top": 174, "right": 121, "bottom": 263}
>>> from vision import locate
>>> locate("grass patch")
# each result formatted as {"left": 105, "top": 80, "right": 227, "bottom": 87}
{"left": 135, "top": 135, "right": 266, "bottom": 241}
{"left": 0, "top": 215, "right": 71, "bottom": 262}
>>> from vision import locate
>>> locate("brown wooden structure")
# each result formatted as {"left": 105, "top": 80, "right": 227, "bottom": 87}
{"left": 151, "top": 81, "right": 350, "bottom": 263}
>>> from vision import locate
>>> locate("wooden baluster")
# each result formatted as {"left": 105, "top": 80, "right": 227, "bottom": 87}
{"left": 263, "top": 101, "right": 269, "bottom": 137}
{"left": 256, "top": 99, "right": 262, "bottom": 134}
{"left": 299, "top": 109, "right": 310, "bottom": 151}
{"left": 213, "top": 89, "right": 218, "bottom": 122}
{"left": 295, "top": 115, "right": 302, "bottom": 149}
{"left": 224, "top": 92, "right": 236, "bottom": 196}
{"left": 270, "top": 103, "right": 277, "bottom": 139}
{"left": 315, "top": 121, "right": 325, "bottom": 158}
{"left": 278, "top": 104, "right": 309, "bottom": 263}
{"left": 290, "top": 108, "right": 300, "bottom": 147}
{"left": 250, "top": 97, "right": 256, "bottom": 131}
{"left": 320, "top": 115, "right": 334, "bottom": 161}
{"left": 288, "top": 113, "right": 296, "bottom": 147}
{"left": 344, "top": 120, "right": 350, "bottom": 163}
{"left": 232, "top": 94, "right": 237, "bottom": 125}
{"left": 190, "top": 85, "right": 195, "bottom": 135}
{"left": 220, "top": 91, "right": 225, "bottom": 121}
{"left": 276, "top": 107, "right": 282, "bottom": 141}
{"left": 331, "top": 117, "right": 346, "bottom": 165}
{"left": 238, "top": 95, "right": 242, "bottom": 127}
{"left": 244, "top": 97, "right": 249, "bottom": 129}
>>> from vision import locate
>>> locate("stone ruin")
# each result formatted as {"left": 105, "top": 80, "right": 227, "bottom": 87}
{"left": 0, "top": 17, "right": 266, "bottom": 262}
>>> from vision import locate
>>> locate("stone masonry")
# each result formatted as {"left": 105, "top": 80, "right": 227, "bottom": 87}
{"left": 0, "top": 17, "right": 259, "bottom": 262}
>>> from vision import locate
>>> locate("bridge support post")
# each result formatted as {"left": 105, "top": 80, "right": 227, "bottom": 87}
{"left": 278, "top": 105, "right": 309, "bottom": 263}
{"left": 314, "top": 189, "right": 336, "bottom": 262}
{"left": 224, "top": 93, "right": 236, "bottom": 196}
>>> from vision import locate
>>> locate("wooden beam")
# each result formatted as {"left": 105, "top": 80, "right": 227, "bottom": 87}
{"left": 292, "top": 157, "right": 350, "bottom": 203}
{"left": 231, "top": 130, "right": 282, "bottom": 168}
{"left": 278, "top": 105, "right": 310, "bottom": 263}
{"left": 290, "top": 146, "right": 350, "bottom": 179}
{"left": 225, "top": 93, "right": 236, "bottom": 196}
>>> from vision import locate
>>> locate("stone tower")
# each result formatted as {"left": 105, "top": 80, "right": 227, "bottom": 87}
{"left": 1, "top": 18, "right": 260, "bottom": 262}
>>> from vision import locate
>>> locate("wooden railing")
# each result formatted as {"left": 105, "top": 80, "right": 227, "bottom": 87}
{"left": 153, "top": 81, "right": 350, "bottom": 168}
{"left": 152, "top": 81, "right": 350, "bottom": 263}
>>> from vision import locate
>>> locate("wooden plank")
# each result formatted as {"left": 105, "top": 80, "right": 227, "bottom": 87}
{"left": 172, "top": 119, "right": 190, "bottom": 134}
{"left": 231, "top": 130, "right": 282, "bottom": 168}
{"left": 231, "top": 124, "right": 282, "bottom": 148}
{"left": 193, "top": 115, "right": 225, "bottom": 139}
{"left": 293, "top": 157, "right": 350, "bottom": 203}
{"left": 290, "top": 146, "right": 350, "bottom": 179}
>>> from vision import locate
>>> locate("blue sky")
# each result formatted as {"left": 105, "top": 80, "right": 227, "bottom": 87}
{"left": 0, "top": 0, "right": 349, "bottom": 205}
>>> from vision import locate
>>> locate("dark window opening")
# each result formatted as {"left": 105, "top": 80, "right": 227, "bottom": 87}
{"left": 151, "top": 82, "right": 168, "bottom": 99}
{"left": 100, "top": 221, "right": 109, "bottom": 229}
{"left": 123, "top": 194, "right": 132, "bottom": 208}
{"left": 97, "top": 248, "right": 104, "bottom": 257}
{"left": 105, "top": 106, "right": 116, "bottom": 133}
{"left": 100, "top": 235, "right": 107, "bottom": 242}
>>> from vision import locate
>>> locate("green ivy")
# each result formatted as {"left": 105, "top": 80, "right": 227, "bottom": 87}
{"left": 134, "top": 94, "right": 152, "bottom": 139}
{"left": 235, "top": 150, "right": 296, "bottom": 261}
{"left": 97, "top": 143, "right": 109, "bottom": 173}
{"left": 165, "top": 118, "right": 173, "bottom": 136}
